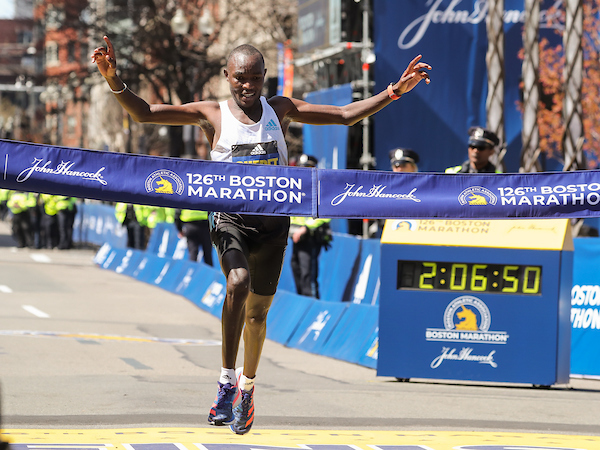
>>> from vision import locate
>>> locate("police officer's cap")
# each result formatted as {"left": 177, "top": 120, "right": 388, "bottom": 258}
{"left": 389, "top": 148, "right": 419, "bottom": 166}
{"left": 468, "top": 126, "right": 499, "bottom": 148}
{"left": 298, "top": 154, "right": 318, "bottom": 167}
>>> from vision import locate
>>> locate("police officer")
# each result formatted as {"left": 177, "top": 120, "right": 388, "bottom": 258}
{"left": 390, "top": 147, "right": 419, "bottom": 173}
{"left": 7, "top": 191, "right": 34, "bottom": 248}
{"left": 115, "top": 203, "right": 147, "bottom": 249}
{"left": 369, "top": 148, "right": 421, "bottom": 238}
{"left": 445, "top": 126, "right": 501, "bottom": 174}
{"left": 175, "top": 209, "right": 213, "bottom": 266}
{"left": 0, "top": 188, "right": 10, "bottom": 221}
{"left": 55, "top": 196, "right": 77, "bottom": 249}
{"left": 290, "top": 154, "right": 332, "bottom": 298}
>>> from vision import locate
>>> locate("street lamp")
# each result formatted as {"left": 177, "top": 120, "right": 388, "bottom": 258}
{"left": 198, "top": 9, "right": 215, "bottom": 35}
{"left": 170, "top": 9, "right": 190, "bottom": 36}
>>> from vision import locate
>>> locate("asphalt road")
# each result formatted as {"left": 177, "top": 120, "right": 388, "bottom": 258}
{"left": 0, "top": 219, "right": 599, "bottom": 437}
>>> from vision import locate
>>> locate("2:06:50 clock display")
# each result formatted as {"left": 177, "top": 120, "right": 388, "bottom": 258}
{"left": 397, "top": 260, "right": 542, "bottom": 295}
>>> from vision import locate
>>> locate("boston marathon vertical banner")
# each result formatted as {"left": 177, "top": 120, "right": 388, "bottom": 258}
{"left": 317, "top": 168, "right": 600, "bottom": 219}
{"left": 0, "top": 140, "right": 316, "bottom": 216}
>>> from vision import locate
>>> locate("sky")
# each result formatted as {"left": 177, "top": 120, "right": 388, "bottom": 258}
{"left": 0, "top": 0, "right": 14, "bottom": 19}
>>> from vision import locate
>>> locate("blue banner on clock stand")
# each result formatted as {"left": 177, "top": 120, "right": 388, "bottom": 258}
{"left": 5, "top": 139, "right": 600, "bottom": 219}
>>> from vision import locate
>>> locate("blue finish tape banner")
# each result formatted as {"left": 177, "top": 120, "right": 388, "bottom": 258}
{"left": 0, "top": 140, "right": 316, "bottom": 217}
{"left": 5, "top": 139, "right": 600, "bottom": 219}
{"left": 318, "top": 168, "right": 600, "bottom": 219}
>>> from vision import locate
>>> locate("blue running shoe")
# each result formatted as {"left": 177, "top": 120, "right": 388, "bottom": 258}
{"left": 208, "top": 382, "right": 236, "bottom": 425}
{"left": 230, "top": 387, "right": 254, "bottom": 435}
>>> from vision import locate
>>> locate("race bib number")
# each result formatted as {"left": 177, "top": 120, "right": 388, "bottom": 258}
{"left": 232, "top": 141, "right": 279, "bottom": 165}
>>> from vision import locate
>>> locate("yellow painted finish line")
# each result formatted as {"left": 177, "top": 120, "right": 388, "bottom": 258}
{"left": 2, "top": 428, "right": 600, "bottom": 450}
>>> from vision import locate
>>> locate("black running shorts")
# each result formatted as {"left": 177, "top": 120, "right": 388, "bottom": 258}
{"left": 208, "top": 212, "right": 290, "bottom": 296}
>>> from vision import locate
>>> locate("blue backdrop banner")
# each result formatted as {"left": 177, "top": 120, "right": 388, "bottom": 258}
{"left": 5, "top": 139, "right": 600, "bottom": 219}
{"left": 373, "top": 0, "right": 563, "bottom": 173}
{"left": 303, "top": 84, "right": 352, "bottom": 170}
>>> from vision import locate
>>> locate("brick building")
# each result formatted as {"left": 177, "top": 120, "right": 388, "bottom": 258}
{"left": 36, "top": 0, "right": 90, "bottom": 147}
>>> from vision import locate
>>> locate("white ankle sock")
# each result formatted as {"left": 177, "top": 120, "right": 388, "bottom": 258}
{"left": 219, "top": 367, "right": 236, "bottom": 385}
{"left": 239, "top": 374, "right": 255, "bottom": 392}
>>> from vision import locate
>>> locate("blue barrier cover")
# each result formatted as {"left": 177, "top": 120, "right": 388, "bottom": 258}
{"left": 147, "top": 222, "right": 189, "bottom": 260}
{"left": 277, "top": 237, "right": 297, "bottom": 293}
{"left": 266, "top": 291, "right": 315, "bottom": 345}
{"left": 571, "top": 238, "right": 600, "bottom": 376}
{"left": 114, "top": 248, "right": 145, "bottom": 277}
{"left": 182, "top": 266, "right": 226, "bottom": 318}
{"left": 74, "top": 202, "right": 126, "bottom": 248}
{"left": 172, "top": 263, "right": 205, "bottom": 296}
{"left": 153, "top": 259, "right": 194, "bottom": 292}
{"left": 286, "top": 301, "right": 348, "bottom": 354}
{"left": 93, "top": 243, "right": 114, "bottom": 267}
{"left": 320, "top": 303, "right": 378, "bottom": 364}
{"left": 318, "top": 233, "right": 360, "bottom": 302}
{"left": 357, "top": 327, "right": 379, "bottom": 369}
{"left": 351, "top": 238, "right": 381, "bottom": 305}
{"left": 100, "top": 247, "right": 130, "bottom": 272}
{"left": 132, "top": 254, "right": 173, "bottom": 285}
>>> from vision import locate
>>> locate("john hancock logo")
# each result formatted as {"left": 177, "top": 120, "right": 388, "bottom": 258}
{"left": 425, "top": 296, "right": 509, "bottom": 369}
{"left": 145, "top": 169, "right": 184, "bottom": 195}
{"left": 458, "top": 186, "right": 497, "bottom": 206}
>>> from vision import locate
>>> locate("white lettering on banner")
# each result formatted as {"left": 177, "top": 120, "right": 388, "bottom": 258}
{"left": 571, "top": 285, "right": 600, "bottom": 329}
{"left": 188, "top": 186, "right": 301, "bottom": 203}
{"left": 426, "top": 329, "right": 509, "bottom": 343}
{"left": 498, "top": 183, "right": 600, "bottom": 208}
{"left": 431, "top": 346, "right": 497, "bottom": 369}
{"left": 186, "top": 173, "right": 303, "bottom": 204}
{"left": 17, "top": 158, "right": 107, "bottom": 185}
{"left": 398, "top": 0, "right": 563, "bottom": 49}
{"left": 572, "top": 285, "right": 600, "bottom": 306}
{"left": 331, "top": 184, "right": 420, "bottom": 206}
{"left": 571, "top": 308, "right": 600, "bottom": 329}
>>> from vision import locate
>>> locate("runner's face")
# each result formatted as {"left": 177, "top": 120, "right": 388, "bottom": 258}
{"left": 226, "top": 54, "right": 266, "bottom": 109}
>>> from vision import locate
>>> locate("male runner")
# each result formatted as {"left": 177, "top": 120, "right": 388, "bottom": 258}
{"left": 92, "top": 36, "right": 431, "bottom": 434}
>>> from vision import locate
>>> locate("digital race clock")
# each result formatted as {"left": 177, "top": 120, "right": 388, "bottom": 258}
{"left": 378, "top": 219, "right": 573, "bottom": 385}
{"left": 397, "top": 260, "right": 542, "bottom": 295}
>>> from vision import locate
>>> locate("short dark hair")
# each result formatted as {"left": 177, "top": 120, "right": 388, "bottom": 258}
{"left": 227, "top": 44, "right": 265, "bottom": 67}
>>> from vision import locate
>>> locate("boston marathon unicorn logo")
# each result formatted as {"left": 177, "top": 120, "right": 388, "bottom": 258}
{"left": 444, "top": 296, "right": 491, "bottom": 332}
{"left": 155, "top": 177, "right": 174, "bottom": 194}
{"left": 458, "top": 186, "right": 497, "bottom": 206}
{"left": 454, "top": 305, "right": 479, "bottom": 331}
{"left": 144, "top": 169, "right": 184, "bottom": 195}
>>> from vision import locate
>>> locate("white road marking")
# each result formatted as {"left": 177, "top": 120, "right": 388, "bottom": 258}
{"left": 0, "top": 285, "right": 12, "bottom": 293}
{"left": 30, "top": 253, "right": 52, "bottom": 263}
{"left": 22, "top": 305, "right": 50, "bottom": 318}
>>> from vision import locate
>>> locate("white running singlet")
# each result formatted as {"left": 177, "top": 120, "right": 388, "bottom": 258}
{"left": 211, "top": 96, "right": 288, "bottom": 166}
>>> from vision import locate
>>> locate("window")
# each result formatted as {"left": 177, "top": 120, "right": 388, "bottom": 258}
{"left": 45, "top": 41, "right": 59, "bottom": 67}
